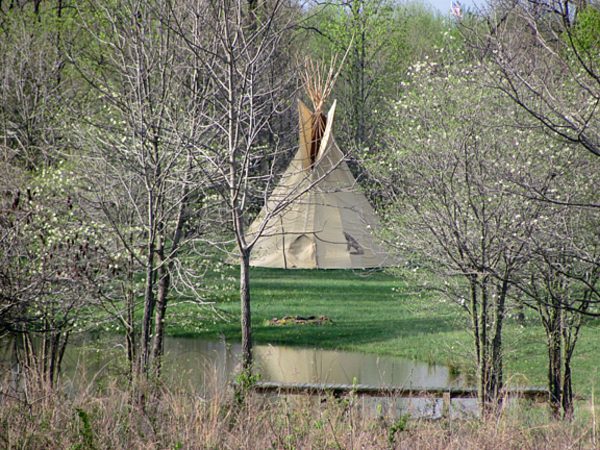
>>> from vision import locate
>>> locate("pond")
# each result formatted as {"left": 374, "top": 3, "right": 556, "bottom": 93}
{"left": 1, "top": 335, "right": 475, "bottom": 418}
{"left": 59, "top": 335, "right": 465, "bottom": 390}
{"left": 58, "top": 335, "right": 476, "bottom": 418}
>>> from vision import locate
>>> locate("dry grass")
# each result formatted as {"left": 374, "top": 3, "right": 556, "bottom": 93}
{"left": 0, "top": 375, "right": 598, "bottom": 450}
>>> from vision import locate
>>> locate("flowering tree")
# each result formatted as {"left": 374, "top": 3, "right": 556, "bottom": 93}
{"left": 472, "top": 0, "right": 600, "bottom": 416}
{"left": 370, "top": 36, "right": 600, "bottom": 415}
{"left": 369, "top": 48, "right": 562, "bottom": 411}
{"left": 480, "top": 0, "right": 600, "bottom": 160}
{"left": 0, "top": 163, "right": 112, "bottom": 389}
{"left": 506, "top": 143, "right": 600, "bottom": 419}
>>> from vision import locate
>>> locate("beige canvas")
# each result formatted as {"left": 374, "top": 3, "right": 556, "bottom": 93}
{"left": 246, "top": 100, "right": 390, "bottom": 269}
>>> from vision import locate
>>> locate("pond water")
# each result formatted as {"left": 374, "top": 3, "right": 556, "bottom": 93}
{"left": 1, "top": 335, "right": 476, "bottom": 418}
{"left": 59, "top": 335, "right": 466, "bottom": 391}
{"left": 57, "top": 335, "right": 476, "bottom": 418}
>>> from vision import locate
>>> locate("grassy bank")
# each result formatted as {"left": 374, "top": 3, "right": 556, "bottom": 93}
{"left": 164, "top": 266, "right": 600, "bottom": 396}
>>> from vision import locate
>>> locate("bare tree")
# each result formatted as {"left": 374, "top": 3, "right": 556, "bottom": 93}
{"left": 371, "top": 55, "right": 548, "bottom": 413}
{"left": 478, "top": 0, "right": 600, "bottom": 159}
{"left": 178, "top": 0, "right": 298, "bottom": 371}
{"left": 72, "top": 0, "right": 212, "bottom": 379}
{"left": 172, "top": 0, "right": 353, "bottom": 371}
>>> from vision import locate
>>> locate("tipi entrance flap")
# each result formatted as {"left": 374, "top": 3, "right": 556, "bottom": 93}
{"left": 287, "top": 233, "right": 317, "bottom": 268}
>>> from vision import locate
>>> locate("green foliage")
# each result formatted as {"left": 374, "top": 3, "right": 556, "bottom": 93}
{"left": 387, "top": 414, "right": 409, "bottom": 446}
{"left": 233, "top": 370, "right": 261, "bottom": 405}
{"left": 302, "top": 1, "right": 448, "bottom": 147}
{"left": 572, "top": 5, "right": 600, "bottom": 56}
{"left": 73, "top": 408, "right": 96, "bottom": 450}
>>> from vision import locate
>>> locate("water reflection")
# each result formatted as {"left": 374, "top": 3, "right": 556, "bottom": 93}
{"left": 254, "top": 344, "right": 463, "bottom": 388}
{"left": 3, "top": 335, "right": 476, "bottom": 418}
{"left": 58, "top": 338, "right": 465, "bottom": 391}
{"left": 142, "top": 337, "right": 475, "bottom": 419}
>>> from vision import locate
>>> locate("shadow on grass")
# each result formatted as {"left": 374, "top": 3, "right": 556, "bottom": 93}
{"left": 204, "top": 316, "right": 460, "bottom": 350}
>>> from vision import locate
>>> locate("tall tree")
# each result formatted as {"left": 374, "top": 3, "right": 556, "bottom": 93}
{"left": 172, "top": 0, "right": 300, "bottom": 370}
{"left": 73, "top": 0, "right": 211, "bottom": 379}
{"left": 303, "top": 0, "right": 446, "bottom": 149}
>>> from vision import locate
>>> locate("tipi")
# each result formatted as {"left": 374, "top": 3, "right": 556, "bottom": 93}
{"left": 245, "top": 97, "right": 390, "bottom": 269}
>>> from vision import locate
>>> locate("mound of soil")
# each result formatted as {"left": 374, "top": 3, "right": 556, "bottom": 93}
{"left": 268, "top": 315, "right": 332, "bottom": 326}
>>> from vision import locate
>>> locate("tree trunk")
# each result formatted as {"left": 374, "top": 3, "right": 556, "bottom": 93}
{"left": 57, "top": 331, "right": 68, "bottom": 381}
{"left": 240, "top": 249, "right": 252, "bottom": 371}
{"left": 151, "top": 158, "right": 190, "bottom": 376}
{"left": 478, "top": 277, "right": 490, "bottom": 412}
{"left": 490, "top": 280, "right": 509, "bottom": 404}
{"left": 350, "top": 0, "right": 367, "bottom": 148}
{"left": 547, "top": 306, "right": 563, "bottom": 419}
{"left": 139, "top": 239, "right": 156, "bottom": 376}
{"left": 562, "top": 318, "right": 575, "bottom": 420}
{"left": 42, "top": 322, "right": 49, "bottom": 383}
{"left": 48, "top": 331, "right": 59, "bottom": 387}
{"left": 562, "top": 360, "right": 574, "bottom": 420}
{"left": 151, "top": 246, "right": 169, "bottom": 376}
{"left": 469, "top": 275, "right": 480, "bottom": 366}
{"left": 125, "top": 284, "right": 136, "bottom": 379}
{"left": 122, "top": 241, "right": 137, "bottom": 379}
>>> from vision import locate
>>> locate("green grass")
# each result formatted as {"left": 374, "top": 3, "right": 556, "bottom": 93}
{"left": 164, "top": 265, "right": 600, "bottom": 396}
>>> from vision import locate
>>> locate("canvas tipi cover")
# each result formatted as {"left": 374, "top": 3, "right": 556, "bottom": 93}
{"left": 245, "top": 100, "right": 390, "bottom": 269}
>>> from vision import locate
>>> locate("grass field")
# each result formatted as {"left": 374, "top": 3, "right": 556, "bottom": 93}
{"left": 164, "top": 265, "right": 600, "bottom": 396}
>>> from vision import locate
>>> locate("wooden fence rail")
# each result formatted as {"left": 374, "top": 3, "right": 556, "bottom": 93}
{"left": 247, "top": 381, "right": 549, "bottom": 402}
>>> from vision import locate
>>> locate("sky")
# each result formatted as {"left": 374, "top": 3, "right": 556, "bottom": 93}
{"left": 424, "top": 0, "right": 483, "bottom": 15}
